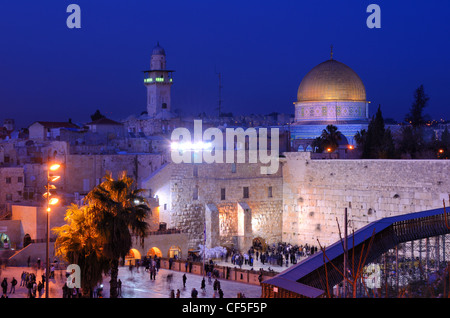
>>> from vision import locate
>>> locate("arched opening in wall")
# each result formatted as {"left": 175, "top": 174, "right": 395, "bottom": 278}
{"left": 23, "top": 234, "right": 32, "bottom": 248}
{"left": 168, "top": 246, "right": 182, "bottom": 259}
{"left": 125, "top": 248, "right": 142, "bottom": 266}
{"left": 147, "top": 247, "right": 162, "bottom": 258}
{"left": 252, "top": 237, "right": 267, "bottom": 252}
{"left": 0, "top": 233, "right": 10, "bottom": 249}
{"left": 297, "top": 145, "right": 304, "bottom": 152}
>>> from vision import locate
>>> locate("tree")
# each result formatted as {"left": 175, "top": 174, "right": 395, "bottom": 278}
{"left": 398, "top": 85, "right": 432, "bottom": 158}
{"left": 442, "top": 127, "right": 450, "bottom": 148}
{"left": 53, "top": 204, "right": 110, "bottom": 297}
{"left": 398, "top": 125, "right": 425, "bottom": 158}
{"left": 84, "top": 172, "right": 150, "bottom": 298}
{"left": 354, "top": 129, "right": 367, "bottom": 150}
{"left": 320, "top": 125, "right": 342, "bottom": 151}
{"left": 90, "top": 109, "right": 106, "bottom": 122}
{"left": 405, "top": 85, "right": 429, "bottom": 128}
{"left": 356, "top": 106, "right": 396, "bottom": 159}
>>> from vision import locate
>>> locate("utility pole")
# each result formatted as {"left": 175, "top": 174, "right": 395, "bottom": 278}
{"left": 343, "top": 207, "right": 348, "bottom": 297}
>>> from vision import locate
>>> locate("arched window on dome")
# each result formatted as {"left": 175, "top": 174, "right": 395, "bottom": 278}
{"left": 297, "top": 145, "right": 304, "bottom": 152}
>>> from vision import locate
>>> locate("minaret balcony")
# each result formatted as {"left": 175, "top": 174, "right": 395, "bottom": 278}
{"left": 144, "top": 77, "right": 173, "bottom": 84}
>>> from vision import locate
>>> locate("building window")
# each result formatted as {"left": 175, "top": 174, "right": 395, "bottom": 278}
{"left": 193, "top": 165, "right": 198, "bottom": 177}
{"left": 193, "top": 186, "right": 199, "bottom": 200}
{"left": 83, "top": 179, "right": 90, "bottom": 192}
{"left": 6, "top": 193, "right": 12, "bottom": 201}
{"left": 231, "top": 163, "right": 236, "bottom": 173}
{"left": 18, "top": 177, "right": 23, "bottom": 183}
{"left": 5, "top": 177, "right": 11, "bottom": 184}
{"left": 268, "top": 186, "right": 273, "bottom": 198}
{"left": 243, "top": 187, "right": 249, "bottom": 199}
{"left": 221, "top": 188, "right": 226, "bottom": 200}
{"left": 164, "top": 203, "right": 167, "bottom": 210}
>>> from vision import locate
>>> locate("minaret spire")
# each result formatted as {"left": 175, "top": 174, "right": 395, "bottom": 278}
{"left": 330, "top": 44, "right": 334, "bottom": 60}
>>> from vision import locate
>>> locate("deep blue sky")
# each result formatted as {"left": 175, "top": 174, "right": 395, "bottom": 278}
{"left": 1, "top": 0, "right": 449, "bottom": 129}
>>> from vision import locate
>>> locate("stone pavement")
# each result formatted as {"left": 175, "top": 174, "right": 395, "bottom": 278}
{"left": 0, "top": 265, "right": 262, "bottom": 298}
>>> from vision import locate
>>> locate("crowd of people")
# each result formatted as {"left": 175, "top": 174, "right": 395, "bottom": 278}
{"left": 223, "top": 241, "right": 319, "bottom": 270}
{"left": 1, "top": 270, "right": 46, "bottom": 298}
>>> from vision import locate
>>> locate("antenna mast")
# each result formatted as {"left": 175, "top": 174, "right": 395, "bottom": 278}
{"left": 216, "top": 70, "right": 223, "bottom": 117}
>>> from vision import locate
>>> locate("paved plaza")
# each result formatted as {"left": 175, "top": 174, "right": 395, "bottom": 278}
{"left": 0, "top": 264, "right": 265, "bottom": 298}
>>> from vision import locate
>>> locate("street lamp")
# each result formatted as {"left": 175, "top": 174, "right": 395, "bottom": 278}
{"left": 44, "top": 162, "right": 61, "bottom": 298}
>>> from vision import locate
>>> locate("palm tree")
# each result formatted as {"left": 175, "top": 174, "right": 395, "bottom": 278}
{"left": 84, "top": 171, "right": 150, "bottom": 298}
{"left": 320, "top": 124, "right": 342, "bottom": 151}
{"left": 53, "top": 204, "right": 110, "bottom": 297}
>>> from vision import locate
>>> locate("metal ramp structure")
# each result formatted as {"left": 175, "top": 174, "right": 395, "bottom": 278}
{"left": 261, "top": 207, "right": 450, "bottom": 298}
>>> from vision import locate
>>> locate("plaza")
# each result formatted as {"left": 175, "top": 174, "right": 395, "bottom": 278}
{"left": 0, "top": 265, "right": 263, "bottom": 298}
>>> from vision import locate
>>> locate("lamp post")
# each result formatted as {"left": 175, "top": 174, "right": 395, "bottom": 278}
{"left": 45, "top": 163, "right": 60, "bottom": 298}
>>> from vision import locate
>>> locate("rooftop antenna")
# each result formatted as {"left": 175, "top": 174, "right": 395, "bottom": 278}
{"left": 330, "top": 44, "right": 334, "bottom": 60}
{"left": 215, "top": 68, "right": 223, "bottom": 117}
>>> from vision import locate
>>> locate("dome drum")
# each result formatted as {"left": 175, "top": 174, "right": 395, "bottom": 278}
{"left": 295, "top": 101, "right": 369, "bottom": 122}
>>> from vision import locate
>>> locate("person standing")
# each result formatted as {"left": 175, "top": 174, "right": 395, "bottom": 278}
{"left": 213, "top": 278, "right": 221, "bottom": 292}
{"left": 9, "top": 277, "right": 17, "bottom": 294}
{"left": 191, "top": 287, "right": 198, "bottom": 298}
{"left": 182, "top": 273, "right": 187, "bottom": 288}
{"left": 201, "top": 277, "right": 206, "bottom": 291}
{"left": 117, "top": 279, "right": 122, "bottom": 296}
{"left": 1, "top": 278, "right": 7, "bottom": 296}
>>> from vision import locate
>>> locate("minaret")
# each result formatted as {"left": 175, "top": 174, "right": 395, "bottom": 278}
{"left": 144, "top": 42, "right": 174, "bottom": 117}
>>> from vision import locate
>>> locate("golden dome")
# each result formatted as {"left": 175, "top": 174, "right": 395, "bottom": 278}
{"left": 297, "top": 59, "right": 366, "bottom": 102}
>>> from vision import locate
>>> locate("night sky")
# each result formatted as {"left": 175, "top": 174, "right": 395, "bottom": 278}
{"left": 1, "top": 0, "right": 449, "bottom": 129}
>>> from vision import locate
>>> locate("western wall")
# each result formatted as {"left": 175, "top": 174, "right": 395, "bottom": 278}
{"left": 282, "top": 152, "right": 450, "bottom": 247}
{"left": 144, "top": 151, "right": 450, "bottom": 252}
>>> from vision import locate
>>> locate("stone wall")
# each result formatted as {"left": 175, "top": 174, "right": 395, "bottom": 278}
{"left": 64, "top": 153, "right": 166, "bottom": 194}
{"left": 0, "top": 167, "right": 25, "bottom": 210}
{"left": 144, "top": 161, "right": 283, "bottom": 251}
{"left": 282, "top": 152, "right": 450, "bottom": 246}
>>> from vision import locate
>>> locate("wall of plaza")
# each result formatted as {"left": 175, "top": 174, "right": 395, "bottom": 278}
{"left": 144, "top": 160, "right": 283, "bottom": 251}
{"left": 63, "top": 153, "right": 168, "bottom": 194}
{"left": 282, "top": 152, "right": 450, "bottom": 247}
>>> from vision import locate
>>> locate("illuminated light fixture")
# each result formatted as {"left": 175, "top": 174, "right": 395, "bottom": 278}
{"left": 49, "top": 164, "right": 61, "bottom": 171}
{"left": 144, "top": 78, "right": 153, "bottom": 83}
{"left": 439, "top": 149, "right": 444, "bottom": 154}
{"left": 326, "top": 148, "right": 332, "bottom": 152}
{"left": 348, "top": 145, "right": 354, "bottom": 150}
{"left": 50, "top": 175, "right": 60, "bottom": 182}
{"left": 49, "top": 198, "right": 59, "bottom": 205}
